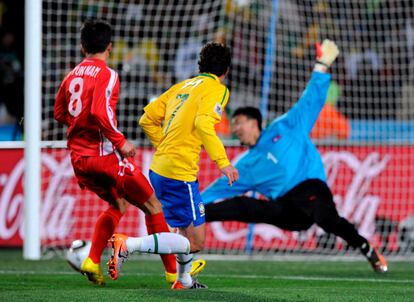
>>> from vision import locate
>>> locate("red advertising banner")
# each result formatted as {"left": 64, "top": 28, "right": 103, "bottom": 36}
{"left": 1, "top": 146, "right": 413, "bottom": 253}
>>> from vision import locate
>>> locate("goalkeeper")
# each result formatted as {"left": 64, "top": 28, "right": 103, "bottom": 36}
{"left": 202, "top": 40, "right": 388, "bottom": 273}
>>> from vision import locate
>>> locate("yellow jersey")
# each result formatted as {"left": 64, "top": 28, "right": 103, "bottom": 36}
{"left": 139, "top": 73, "right": 230, "bottom": 181}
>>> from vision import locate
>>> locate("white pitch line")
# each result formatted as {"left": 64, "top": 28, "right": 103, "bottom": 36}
{"left": 0, "top": 270, "right": 413, "bottom": 284}
{"left": 219, "top": 274, "right": 414, "bottom": 284}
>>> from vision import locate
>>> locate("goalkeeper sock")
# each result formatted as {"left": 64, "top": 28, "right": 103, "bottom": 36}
{"left": 146, "top": 213, "right": 177, "bottom": 274}
{"left": 126, "top": 233, "right": 190, "bottom": 254}
{"left": 89, "top": 207, "right": 122, "bottom": 264}
{"left": 176, "top": 253, "right": 193, "bottom": 287}
{"left": 360, "top": 240, "right": 371, "bottom": 255}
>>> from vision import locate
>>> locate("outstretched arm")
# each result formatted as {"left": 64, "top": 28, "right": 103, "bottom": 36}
{"left": 202, "top": 154, "right": 252, "bottom": 204}
{"left": 272, "top": 40, "right": 339, "bottom": 134}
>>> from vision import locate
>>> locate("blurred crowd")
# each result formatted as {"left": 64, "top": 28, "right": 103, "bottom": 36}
{"left": 0, "top": 0, "right": 23, "bottom": 140}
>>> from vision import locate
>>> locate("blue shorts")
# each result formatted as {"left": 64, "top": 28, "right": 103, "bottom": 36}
{"left": 149, "top": 170, "right": 205, "bottom": 228}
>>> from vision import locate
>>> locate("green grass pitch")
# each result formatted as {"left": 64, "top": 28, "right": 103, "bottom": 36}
{"left": 1, "top": 249, "right": 413, "bottom": 302}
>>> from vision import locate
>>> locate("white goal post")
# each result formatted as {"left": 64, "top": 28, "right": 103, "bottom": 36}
{"left": 23, "top": 0, "right": 42, "bottom": 260}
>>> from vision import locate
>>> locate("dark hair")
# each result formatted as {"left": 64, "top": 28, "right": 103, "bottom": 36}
{"left": 232, "top": 107, "right": 262, "bottom": 131}
{"left": 80, "top": 19, "right": 112, "bottom": 54}
{"left": 198, "top": 42, "right": 231, "bottom": 77}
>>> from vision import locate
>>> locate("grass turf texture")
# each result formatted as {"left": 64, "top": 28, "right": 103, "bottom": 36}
{"left": 1, "top": 249, "right": 413, "bottom": 302}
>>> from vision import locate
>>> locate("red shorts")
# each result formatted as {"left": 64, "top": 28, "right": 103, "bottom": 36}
{"left": 71, "top": 152, "right": 153, "bottom": 205}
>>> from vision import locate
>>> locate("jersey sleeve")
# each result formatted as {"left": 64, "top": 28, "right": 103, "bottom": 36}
{"left": 195, "top": 85, "right": 230, "bottom": 169}
{"left": 90, "top": 69, "right": 126, "bottom": 149}
{"left": 139, "top": 84, "right": 178, "bottom": 148}
{"left": 275, "top": 72, "right": 331, "bottom": 134}
{"left": 54, "top": 79, "right": 70, "bottom": 126}
{"left": 197, "top": 85, "right": 229, "bottom": 122}
{"left": 202, "top": 154, "right": 254, "bottom": 204}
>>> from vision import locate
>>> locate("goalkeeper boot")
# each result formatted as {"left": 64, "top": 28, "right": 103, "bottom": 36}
{"left": 80, "top": 257, "right": 105, "bottom": 286}
{"left": 364, "top": 243, "right": 388, "bottom": 273}
{"left": 165, "top": 259, "right": 206, "bottom": 284}
{"left": 171, "top": 278, "right": 208, "bottom": 290}
{"left": 107, "top": 234, "right": 129, "bottom": 280}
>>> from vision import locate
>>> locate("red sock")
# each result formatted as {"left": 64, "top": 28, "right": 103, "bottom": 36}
{"left": 145, "top": 213, "right": 177, "bottom": 274}
{"left": 88, "top": 207, "right": 122, "bottom": 264}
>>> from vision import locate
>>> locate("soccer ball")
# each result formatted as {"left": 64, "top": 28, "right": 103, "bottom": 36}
{"left": 66, "top": 239, "right": 91, "bottom": 272}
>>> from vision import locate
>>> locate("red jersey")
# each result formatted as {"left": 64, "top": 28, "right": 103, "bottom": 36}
{"left": 54, "top": 58, "right": 126, "bottom": 157}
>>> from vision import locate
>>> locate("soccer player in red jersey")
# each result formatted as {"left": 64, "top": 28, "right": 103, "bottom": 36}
{"left": 54, "top": 19, "right": 204, "bottom": 286}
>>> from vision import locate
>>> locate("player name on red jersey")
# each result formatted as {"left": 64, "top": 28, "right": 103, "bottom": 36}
{"left": 70, "top": 65, "right": 101, "bottom": 78}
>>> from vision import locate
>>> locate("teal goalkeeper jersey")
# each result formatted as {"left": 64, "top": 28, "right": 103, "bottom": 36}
{"left": 202, "top": 71, "right": 331, "bottom": 203}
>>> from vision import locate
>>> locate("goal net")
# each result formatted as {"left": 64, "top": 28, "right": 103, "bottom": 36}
{"left": 37, "top": 0, "right": 414, "bottom": 257}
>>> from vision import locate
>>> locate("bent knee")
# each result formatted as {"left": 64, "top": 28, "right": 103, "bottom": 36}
{"left": 115, "top": 198, "right": 129, "bottom": 214}
{"left": 141, "top": 194, "right": 163, "bottom": 214}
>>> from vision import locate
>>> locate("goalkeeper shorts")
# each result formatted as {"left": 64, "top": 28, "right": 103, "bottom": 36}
{"left": 149, "top": 170, "right": 205, "bottom": 228}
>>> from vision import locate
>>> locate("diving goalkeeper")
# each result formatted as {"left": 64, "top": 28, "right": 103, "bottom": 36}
{"left": 202, "top": 40, "right": 387, "bottom": 273}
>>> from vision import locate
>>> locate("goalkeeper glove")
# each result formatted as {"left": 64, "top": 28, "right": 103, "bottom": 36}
{"left": 314, "top": 39, "right": 339, "bottom": 72}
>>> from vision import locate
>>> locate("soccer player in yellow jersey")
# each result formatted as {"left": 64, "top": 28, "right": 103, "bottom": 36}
{"left": 139, "top": 42, "right": 239, "bottom": 289}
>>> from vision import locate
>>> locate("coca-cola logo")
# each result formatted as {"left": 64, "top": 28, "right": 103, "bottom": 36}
{"left": 0, "top": 153, "right": 76, "bottom": 241}
{"left": 209, "top": 151, "right": 390, "bottom": 243}
{"left": 0, "top": 159, "right": 24, "bottom": 240}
